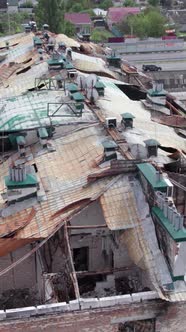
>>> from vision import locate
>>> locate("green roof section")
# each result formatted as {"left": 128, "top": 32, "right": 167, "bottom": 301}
{"left": 152, "top": 206, "right": 186, "bottom": 242}
{"left": 102, "top": 140, "right": 117, "bottom": 149}
{"left": 47, "top": 58, "right": 64, "bottom": 66}
{"left": 147, "top": 88, "right": 167, "bottom": 97}
{"left": 5, "top": 173, "right": 38, "bottom": 189}
{"left": 72, "top": 92, "right": 85, "bottom": 102}
{"left": 64, "top": 62, "right": 74, "bottom": 70}
{"left": 121, "top": 112, "right": 135, "bottom": 119}
{"left": 106, "top": 55, "right": 121, "bottom": 60}
{"left": 137, "top": 163, "right": 168, "bottom": 190}
{"left": 67, "top": 83, "right": 78, "bottom": 93}
{"left": 38, "top": 127, "right": 48, "bottom": 139}
{"left": 94, "top": 81, "right": 105, "bottom": 89}
{"left": 33, "top": 37, "right": 42, "bottom": 46}
{"left": 144, "top": 139, "right": 160, "bottom": 146}
{"left": 16, "top": 135, "right": 26, "bottom": 146}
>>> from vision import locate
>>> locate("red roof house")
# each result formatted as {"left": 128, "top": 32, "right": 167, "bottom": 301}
{"left": 64, "top": 13, "right": 92, "bottom": 35}
{"left": 107, "top": 7, "right": 140, "bottom": 29}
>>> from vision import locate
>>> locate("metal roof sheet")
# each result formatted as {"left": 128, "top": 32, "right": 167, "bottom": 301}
{"left": 97, "top": 80, "right": 186, "bottom": 153}
{"left": 0, "top": 91, "right": 94, "bottom": 131}
{"left": 0, "top": 127, "right": 108, "bottom": 247}
{"left": 100, "top": 176, "right": 140, "bottom": 230}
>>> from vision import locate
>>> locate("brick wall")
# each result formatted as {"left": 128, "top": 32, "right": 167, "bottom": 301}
{"left": 0, "top": 299, "right": 186, "bottom": 332}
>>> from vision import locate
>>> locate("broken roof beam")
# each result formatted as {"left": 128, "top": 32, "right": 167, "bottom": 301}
{"left": 64, "top": 222, "right": 80, "bottom": 299}
{"left": 67, "top": 225, "right": 107, "bottom": 229}
{"left": 87, "top": 160, "right": 144, "bottom": 183}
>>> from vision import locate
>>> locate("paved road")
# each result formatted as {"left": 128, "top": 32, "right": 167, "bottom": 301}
{"left": 122, "top": 51, "right": 186, "bottom": 71}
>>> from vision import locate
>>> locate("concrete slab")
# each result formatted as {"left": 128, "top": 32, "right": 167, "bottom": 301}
{"left": 6, "top": 306, "right": 36, "bottom": 319}
{"left": 36, "top": 302, "right": 70, "bottom": 315}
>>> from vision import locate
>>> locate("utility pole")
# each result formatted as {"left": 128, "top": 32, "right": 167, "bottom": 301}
{"left": 7, "top": 2, "right": 11, "bottom": 34}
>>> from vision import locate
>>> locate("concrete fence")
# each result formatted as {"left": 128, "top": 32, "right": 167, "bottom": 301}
{"left": 106, "top": 39, "right": 184, "bottom": 54}
{"left": 0, "top": 291, "right": 159, "bottom": 321}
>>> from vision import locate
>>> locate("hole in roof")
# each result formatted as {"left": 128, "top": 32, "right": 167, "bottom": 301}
{"left": 23, "top": 58, "right": 32, "bottom": 64}
{"left": 16, "top": 66, "right": 31, "bottom": 75}
{"left": 115, "top": 83, "right": 147, "bottom": 101}
{"left": 32, "top": 163, "right": 38, "bottom": 173}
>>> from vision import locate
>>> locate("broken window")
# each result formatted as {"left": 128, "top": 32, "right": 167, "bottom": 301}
{"left": 73, "top": 247, "right": 89, "bottom": 271}
{"left": 118, "top": 319, "right": 155, "bottom": 332}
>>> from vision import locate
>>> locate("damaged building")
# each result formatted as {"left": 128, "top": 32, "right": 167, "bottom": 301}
{"left": 0, "top": 28, "right": 185, "bottom": 332}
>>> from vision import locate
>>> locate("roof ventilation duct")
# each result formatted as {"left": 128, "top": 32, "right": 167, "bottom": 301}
{"left": 105, "top": 117, "right": 117, "bottom": 129}
{"left": 173, "top": 212, "right": 182, "bottom": 231}
{"left": 163, "top": 198, "right": 169, "bottom": 218}
{"left": 16, "top": 135, "right": 26, "bottom": 157}
{"left": 9, "top": 166, "right": 26, "bottom": 183}
{"left": 37, "top": 128, "right": 48, "bottom": 148}
{"left": 156, "top": 191, "right": 165, "bottom": 210}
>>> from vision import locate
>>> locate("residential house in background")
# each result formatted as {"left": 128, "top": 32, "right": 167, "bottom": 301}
{"left": 93, "top": 8, "right": 107, "bottom": 17}
{"left": 107, "top": 6, "right": 140, "bottom": 30}
{"left": 64, "top": 13, "right": 92, "bottom": 35}
{"left": 7, "top": 0, "right": 18, "bottom": 13}
{"left": 0, "top": 0, "right": 7, "bottom": 12}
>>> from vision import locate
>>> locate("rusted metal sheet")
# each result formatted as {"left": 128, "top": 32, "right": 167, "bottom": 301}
{"left": 151, "top": 115, "right": 186, "bottom": 128}
{"left": 0, "top": 207, "right": 36, "bottom": 238}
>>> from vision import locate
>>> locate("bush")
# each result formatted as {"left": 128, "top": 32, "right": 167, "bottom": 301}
{"left": 19, "top": 1, "right": 33, "bottom": 8}
{"left": 91, "top": 28, "right": 113, "bottom": 42}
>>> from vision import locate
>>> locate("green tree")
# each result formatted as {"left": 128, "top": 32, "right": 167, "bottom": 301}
{"left": 36, "top": 0, "right": 63, "bottom": 33}
{"left": 123, "top": 0, "right": 137, "bottom": 7}
{"left": 148, "top": 0, "right": 159, "bottom": 6}
{"left": 117, "top": 8, "right": 166, "bottom": 38}
{"left": 99, "top": 0, "right": 113, "bottom": 10}
{"left": 63, "top": 20, "right": 75, "bottom": 37}
{"left": 91, "top": 28, "right": 113, "bottom": 42}
{"left": 69, "top": 3, "right": 84, "bottom": 12}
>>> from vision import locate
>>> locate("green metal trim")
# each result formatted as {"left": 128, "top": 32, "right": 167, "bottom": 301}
{"left": 137, "top": 163, "right": 168, "bottom": 190}
{"left": 152, "top": 206, "right": 186, "bottom": 242}
{"left": 72, "top": 92, "right": 85, "bottom": 102}
{"left": 67, "top": 83, "right": 78, "bottom": 93}
{"left": 94, "top": 81, "right": 105, "bottom": 89}
{"left": 121, "top": 112, "right": 135, "bottom": 119}
{"left": 172, "top": 275, "right": 184, "bottom": 281}
{"left": 5, "top": 173, "right": 38, "bottom": 189}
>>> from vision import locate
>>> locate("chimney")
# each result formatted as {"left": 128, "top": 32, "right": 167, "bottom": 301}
{"left": 163, "top": 198, "right": 169, "bottom": 218}
{"left": 174, "top": 213, "right": 181, "bottom": 231}
{"left": 156, "top": 191, "right": 164, "bottom": 209}
{"left": 156, "top": 171, "right": 160, "bottom": 183}
{"left": 9, "top": 166, "right": 26, "bottom": 183}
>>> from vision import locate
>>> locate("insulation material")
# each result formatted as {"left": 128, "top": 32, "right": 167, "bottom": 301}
{"left": 55, "top": 34, "right": 80, "bottom": 48}
{"left": 73, "top": 59, "right": 118, "bottom": 79}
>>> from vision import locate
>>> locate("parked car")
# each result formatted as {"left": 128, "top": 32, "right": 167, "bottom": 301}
{"left": 142, "top": 64, "right": 162, "bottom": 72}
